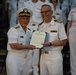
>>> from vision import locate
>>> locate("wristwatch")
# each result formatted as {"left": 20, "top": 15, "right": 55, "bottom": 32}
{"left": 49, "top": 42, "right": 52, "bottom": 46}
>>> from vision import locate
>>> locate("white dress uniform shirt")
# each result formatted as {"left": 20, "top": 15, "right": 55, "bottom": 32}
{"left": 39, "top": 18, "right": 67, "bottom": 75}
{"left": 8, "top": 0, "right": 28, "bottom": 28}
{"left": 6, "top": 24, "right": 32, "bottom": 75}
{"left": 68, "top": 7, "right": 76, "bottom": 75}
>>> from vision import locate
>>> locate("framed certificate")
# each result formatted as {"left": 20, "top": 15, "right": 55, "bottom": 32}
{"left": 30, "top": 31, "right": 46, "bottom": 48}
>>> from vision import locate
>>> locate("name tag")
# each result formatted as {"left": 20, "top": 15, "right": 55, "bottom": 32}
{"left": 32, "top": 24, "right": 36, "bottom": 26}
{"left": 50, "top": 30, "right": 57, "bottom": 32}
{"left": 20, "top": 36, "right": 24, "bottom": 38}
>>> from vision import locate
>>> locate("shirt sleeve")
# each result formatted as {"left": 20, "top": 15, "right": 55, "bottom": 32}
{"left": 58, "top": 23, "right": 67, "bottom": 40}
{"left": 7, "top": 28, "right": 18, "bottom": 44}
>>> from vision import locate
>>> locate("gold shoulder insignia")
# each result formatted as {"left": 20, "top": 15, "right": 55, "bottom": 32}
{"left": 13, "top": 25, "right": 20, "bottom": 29}
{"left": 55, "top": 20, "right": 62, "bottom": 23}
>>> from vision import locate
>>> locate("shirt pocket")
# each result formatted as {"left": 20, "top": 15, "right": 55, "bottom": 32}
{"left": 18, "top": 36, "right": 25, "bottom": 45}
{"left": 50, "top": 30, "right": 58, "bottom": 41}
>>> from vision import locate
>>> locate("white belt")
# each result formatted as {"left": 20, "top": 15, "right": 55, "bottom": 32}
{"left": 8, "top": 52, "right": 28, "bottom": 58}
{"left": 44, "top": 50, "right": 61, "bottom": 54}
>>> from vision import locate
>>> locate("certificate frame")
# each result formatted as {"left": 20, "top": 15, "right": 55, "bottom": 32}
{"left": 30, "top": 31, "right": 46, "bottom": 49}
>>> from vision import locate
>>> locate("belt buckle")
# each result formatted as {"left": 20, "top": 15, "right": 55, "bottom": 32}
{"left": 45, "top": 51, "right": 48, "bottom": 54}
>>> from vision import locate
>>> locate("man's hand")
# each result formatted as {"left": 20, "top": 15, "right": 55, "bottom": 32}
{"left": 41, "top": 42, "right": 51, "bottom": 47}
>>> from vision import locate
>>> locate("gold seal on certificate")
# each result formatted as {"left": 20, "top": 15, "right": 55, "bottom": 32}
{"left": 30, "top": 31, "right": 46, "bottom": 48}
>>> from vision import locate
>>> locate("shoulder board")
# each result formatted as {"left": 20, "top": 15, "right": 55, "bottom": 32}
{"left": 13, "top": 25, "right": 20, "bottom": 29}
{"left": 54, "top": 20, "right": 62, "bottom": 23}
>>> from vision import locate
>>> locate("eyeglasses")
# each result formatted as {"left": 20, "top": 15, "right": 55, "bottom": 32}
{"left": 40, "top": 10, "right": 51, "bottom": 14}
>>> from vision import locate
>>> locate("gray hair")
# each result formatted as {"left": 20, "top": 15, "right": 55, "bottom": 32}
{"left": 41, "top": 4, "right": 53, "bottom": 12}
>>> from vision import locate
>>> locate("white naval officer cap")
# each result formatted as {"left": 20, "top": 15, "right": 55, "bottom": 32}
{"left": 17, "top": 8, "right": 33, "bottom": 17}
{"left": 41, "top": 3, "right": 54, "bottom": 13}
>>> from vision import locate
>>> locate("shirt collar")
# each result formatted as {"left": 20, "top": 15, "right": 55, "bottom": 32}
{"left": 50, "top": 18, "right": 55, "bottom": 25}
{"left": 18, "top": 23, "right": 28, "bottom": 32}
{"left": 43, "top": 18, "right": 55, "bottom": 26}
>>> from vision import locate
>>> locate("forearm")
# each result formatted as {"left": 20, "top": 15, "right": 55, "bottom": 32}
{"left": 9, "top": 43, "right": 35, "bottom": 50}
{"left": 42, "top": 39, "right": 67, "bottom": 47}
{"left": 51, "top": 39, "right": 67, "bottom": 46}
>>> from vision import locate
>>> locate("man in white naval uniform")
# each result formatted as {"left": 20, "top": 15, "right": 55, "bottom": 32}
{"left": 24, "top": 0, "right": 54, "bottom": 75}
{"left": 39, "top": 4, "right": 67, "bottom": 75}
{"left": 6, "top": 8, "right": 36, "bottom": 75}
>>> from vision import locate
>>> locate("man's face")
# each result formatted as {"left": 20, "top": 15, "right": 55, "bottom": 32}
{"left": 41, "top": 6, "right": 53, "bottom": 22}
{"left": 18, "top": 16, "right": 30, "bottom": 27}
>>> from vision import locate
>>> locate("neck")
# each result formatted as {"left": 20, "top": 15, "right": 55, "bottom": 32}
{"left": 22, "top": 26, "right": 27, "bottom": 32}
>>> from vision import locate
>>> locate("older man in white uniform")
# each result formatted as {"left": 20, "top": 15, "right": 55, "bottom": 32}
{"left": 6, "top": 8, "right": 36, "bottom": 75}
{"left": 39, "top": 4, "right": 67, "bottom": 75}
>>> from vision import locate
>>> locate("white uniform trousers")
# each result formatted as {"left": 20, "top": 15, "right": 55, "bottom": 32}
{"left": 6, "top": 52, "right": 29, "bottom": 75}
{"left": 69, "top": 27, "right": 76, "bottom": 75}
{"left": 40, "top": 51, "right": 63, "bottom": 75}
